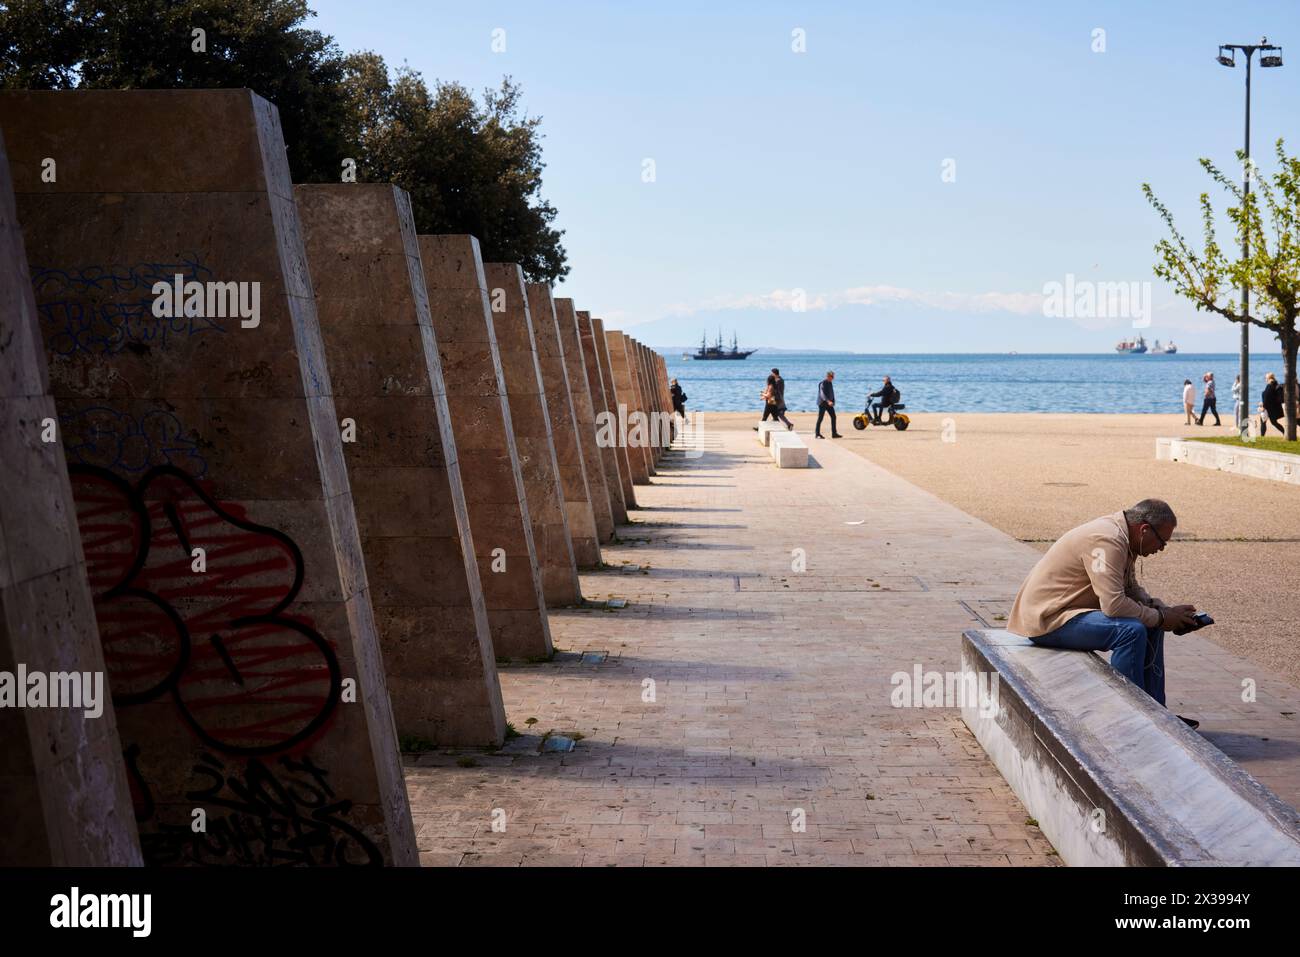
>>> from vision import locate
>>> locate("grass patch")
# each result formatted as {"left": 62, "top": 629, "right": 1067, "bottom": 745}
{"left": 1187, "top": 435, "right": 1300, "bottom": 455}
{"left": 504, "top": 723, "right": 521, "bottom": 740}
{"left": 456, "top": 756, "right": 478, "bottom": 768}
{"left": 398, "top": 734, "right": 436, "bottom": 753}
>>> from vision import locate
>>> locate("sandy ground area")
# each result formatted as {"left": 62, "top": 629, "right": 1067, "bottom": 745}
{"left": 701, "top": 410, "right": 1300, "bottom": 687}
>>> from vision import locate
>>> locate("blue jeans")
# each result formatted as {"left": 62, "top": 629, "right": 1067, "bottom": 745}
{"left": 1030, "top": 610, "right": 1165, "bottom": 706}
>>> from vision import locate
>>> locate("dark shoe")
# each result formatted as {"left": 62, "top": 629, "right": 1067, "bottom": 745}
{"left": 831, "top": 433, "right": 843, "bottom": 438}
{"left": 786, "top": 423, "right": 793, "bottom": 431}
{"left": 1178, "top": 715, "right": 1200, "bottom": 731}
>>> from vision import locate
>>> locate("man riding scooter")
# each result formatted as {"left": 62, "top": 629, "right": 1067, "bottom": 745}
{"left": 868, "top": 377, "right": 900, "bottom": 424}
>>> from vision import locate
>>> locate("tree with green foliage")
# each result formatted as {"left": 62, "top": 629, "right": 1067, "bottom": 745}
{"left": 0, "top": 0, "right": 353, "bottom": 182}
{"left": 341, "top": 54, "right": 567, "bottom": 282}
{"left": 1144, "top": 140, "right": 1300, "bottom": 441}
{"left": 0, "top": 1, "right": 569, "bottom": 281}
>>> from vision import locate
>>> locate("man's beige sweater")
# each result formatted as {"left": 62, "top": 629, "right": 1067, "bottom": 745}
{"left": 1008, "top": 511, "right": 1167, "bottom": 638}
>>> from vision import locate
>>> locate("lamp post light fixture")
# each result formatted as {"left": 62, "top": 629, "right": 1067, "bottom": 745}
{"left": 1217, "top": 38, "right": 1283, "bottom": 434}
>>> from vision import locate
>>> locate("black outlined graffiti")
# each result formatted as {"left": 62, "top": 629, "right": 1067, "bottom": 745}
{"left": 70, "top": 463, "right": 341, "bottom": 754}
{"left": 137, "top": 752, "right": 383, "bottom": 867}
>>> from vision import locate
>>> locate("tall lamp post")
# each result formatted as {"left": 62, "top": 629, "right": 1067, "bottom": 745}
{"left": 1217, "top": 38, "right": 1283, "bottom": 433}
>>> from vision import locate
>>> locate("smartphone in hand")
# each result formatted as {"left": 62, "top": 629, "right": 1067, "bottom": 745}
{"left": 1174, "top": 612, "right": 1214, "bottom": 635}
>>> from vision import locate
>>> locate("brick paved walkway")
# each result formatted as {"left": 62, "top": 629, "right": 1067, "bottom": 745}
{"left": 405, "top": 424, "right": 1075, "bottom": 865}
{"left": 406, "top": 422, "right": 1300, "bottom": 865}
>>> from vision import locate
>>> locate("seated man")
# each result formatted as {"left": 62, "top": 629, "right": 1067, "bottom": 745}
{"left": 1007, "top": 498, "right": 1201, "bottom": 726}
{"left": 868, "top": 376, "right": 900, "bottom": 423}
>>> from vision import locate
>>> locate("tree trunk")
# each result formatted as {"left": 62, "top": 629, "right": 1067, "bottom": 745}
{"left": 1284, "top": 332, "right": 1299, "bottom": 443}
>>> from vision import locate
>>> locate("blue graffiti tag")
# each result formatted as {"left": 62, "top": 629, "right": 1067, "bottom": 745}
{"left": 31, "top": 256, "right": 228, "bottom": 357}
{"left": 62, "top": 406, "right": 209, "bottom": 478}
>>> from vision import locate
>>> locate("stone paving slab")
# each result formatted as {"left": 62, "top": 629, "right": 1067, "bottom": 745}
{"left": 405, "top": 427, "right": 1065, "bottom": 865}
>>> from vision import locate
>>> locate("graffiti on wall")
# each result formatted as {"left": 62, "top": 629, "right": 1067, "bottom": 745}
{"left": 62, "top": 406, "right": 209, "bottom": 477}
{"left": 32, "top": 257, "right": 227, "bottom": 357}
{"left": 71, "top": 461, "right": 342, "bottom": 752}
{"left": 128, "top": 750, "right": 382, "bottom": 866}
{"left": 65, "top": 408, "right": 372, "bottom": 864}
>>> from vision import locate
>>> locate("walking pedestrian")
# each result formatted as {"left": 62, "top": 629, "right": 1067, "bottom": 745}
{"left": 1261, "top": 372, "right": 1285, "bottom": 435}
{"left": 758, "top": 373, "right": 777, "bottom": 424}
{"left": 670, "top": 378, "right": 687, "bottom": 417}
{"left": 770, "top": 367, "right": 794, "bottom": 430}
{"left": 815, "top": 371, "right": 841, "bottom": 439}
{"left": 1232, "top": 374, "right": 1242, "bottom": 429}
{"left": 1196, "top": 372, "right": 1220, "bottom": 426}
{"left": 1182, "top": 379, "right": 1195, "bottom": 425}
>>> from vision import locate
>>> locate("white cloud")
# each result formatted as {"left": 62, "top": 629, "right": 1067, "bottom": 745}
{"left": 834, "top": 286, "right": 1044, "bottom": 314}
{"left": 663, "top": 284, "right": 1046, "bottom": 317}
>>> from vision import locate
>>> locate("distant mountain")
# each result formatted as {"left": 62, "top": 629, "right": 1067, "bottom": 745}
{"left": 652, "top": 346, "right": 851, "bottom": 355}
{"left": 629, "top": 299, "right": 1269, "bottom": 355}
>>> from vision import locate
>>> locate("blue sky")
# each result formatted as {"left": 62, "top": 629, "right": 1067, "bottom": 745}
{"left": 307, "top": 0, "right": 1300, "bottom": 352}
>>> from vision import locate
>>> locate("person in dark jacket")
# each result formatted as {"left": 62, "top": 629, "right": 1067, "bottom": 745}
{"left": 1261, "top": 372, "right": 1285, "bottom": 435}
{"left": 868, "top": 376, "right": 900, "bottom": 424}
{"left": 815, "top": 371, "right": 841, "bottom": 439}
{"left": 759, "top": 373, "right": 778, "bottom": 424}
{"left": 769, "top": 368, "right": 794, "bottom": 430}
{"left": 671, "top": 378, "right": 687, "bottom": 416}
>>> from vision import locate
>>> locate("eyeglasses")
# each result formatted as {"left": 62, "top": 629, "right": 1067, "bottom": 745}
{"left": 1145, "top": 523, "right": 1170, "bottom": 547}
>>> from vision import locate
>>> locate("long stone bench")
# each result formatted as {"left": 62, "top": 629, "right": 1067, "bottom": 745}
{"left": 769, "top": 431, "right": 809, "bottom": 469}
{"left": 961, "top": 629, "right": 1300, "bottom": 866}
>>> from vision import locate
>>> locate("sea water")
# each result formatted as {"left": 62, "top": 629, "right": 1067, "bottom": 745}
{"left": 663, "top": 353, "right": 1258, "bottom": 414}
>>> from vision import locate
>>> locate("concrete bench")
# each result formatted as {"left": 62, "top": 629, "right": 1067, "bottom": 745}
{"left": 769, "top": 431, "right": 808, "bottom": 468}
{"left": 757, "top": 422, "right": 785, "bottom": 446}
{"left": 961, "top": 629, "right": 1300, "bottom": 866}
{"left": 1157, "top": 436, "right": 1300, "bottom": 486}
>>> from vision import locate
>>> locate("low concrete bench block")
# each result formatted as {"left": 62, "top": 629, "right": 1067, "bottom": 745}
{"left": 1157, "top": 436, "right": 1300, "bottom": 485}
{"left": 769, "top": 432, "right": 808, "bottom": 468}
{"left": 961, "top": 629, "right": 1300, "bottom": 866}
{"left": 758, "top": 422, "right": 784, "bottom": 446}
{"left": 774, "top": 446, "right": 809, "bottom": 468}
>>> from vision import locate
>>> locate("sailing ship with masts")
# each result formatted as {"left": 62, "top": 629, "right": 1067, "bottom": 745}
{"left": 692, "top": 331, "right": 755, "bottom": 360}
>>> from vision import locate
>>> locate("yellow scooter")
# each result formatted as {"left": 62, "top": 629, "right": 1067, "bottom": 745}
{"left": 852, "top": 398, "right": 910, "bottom": 431}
